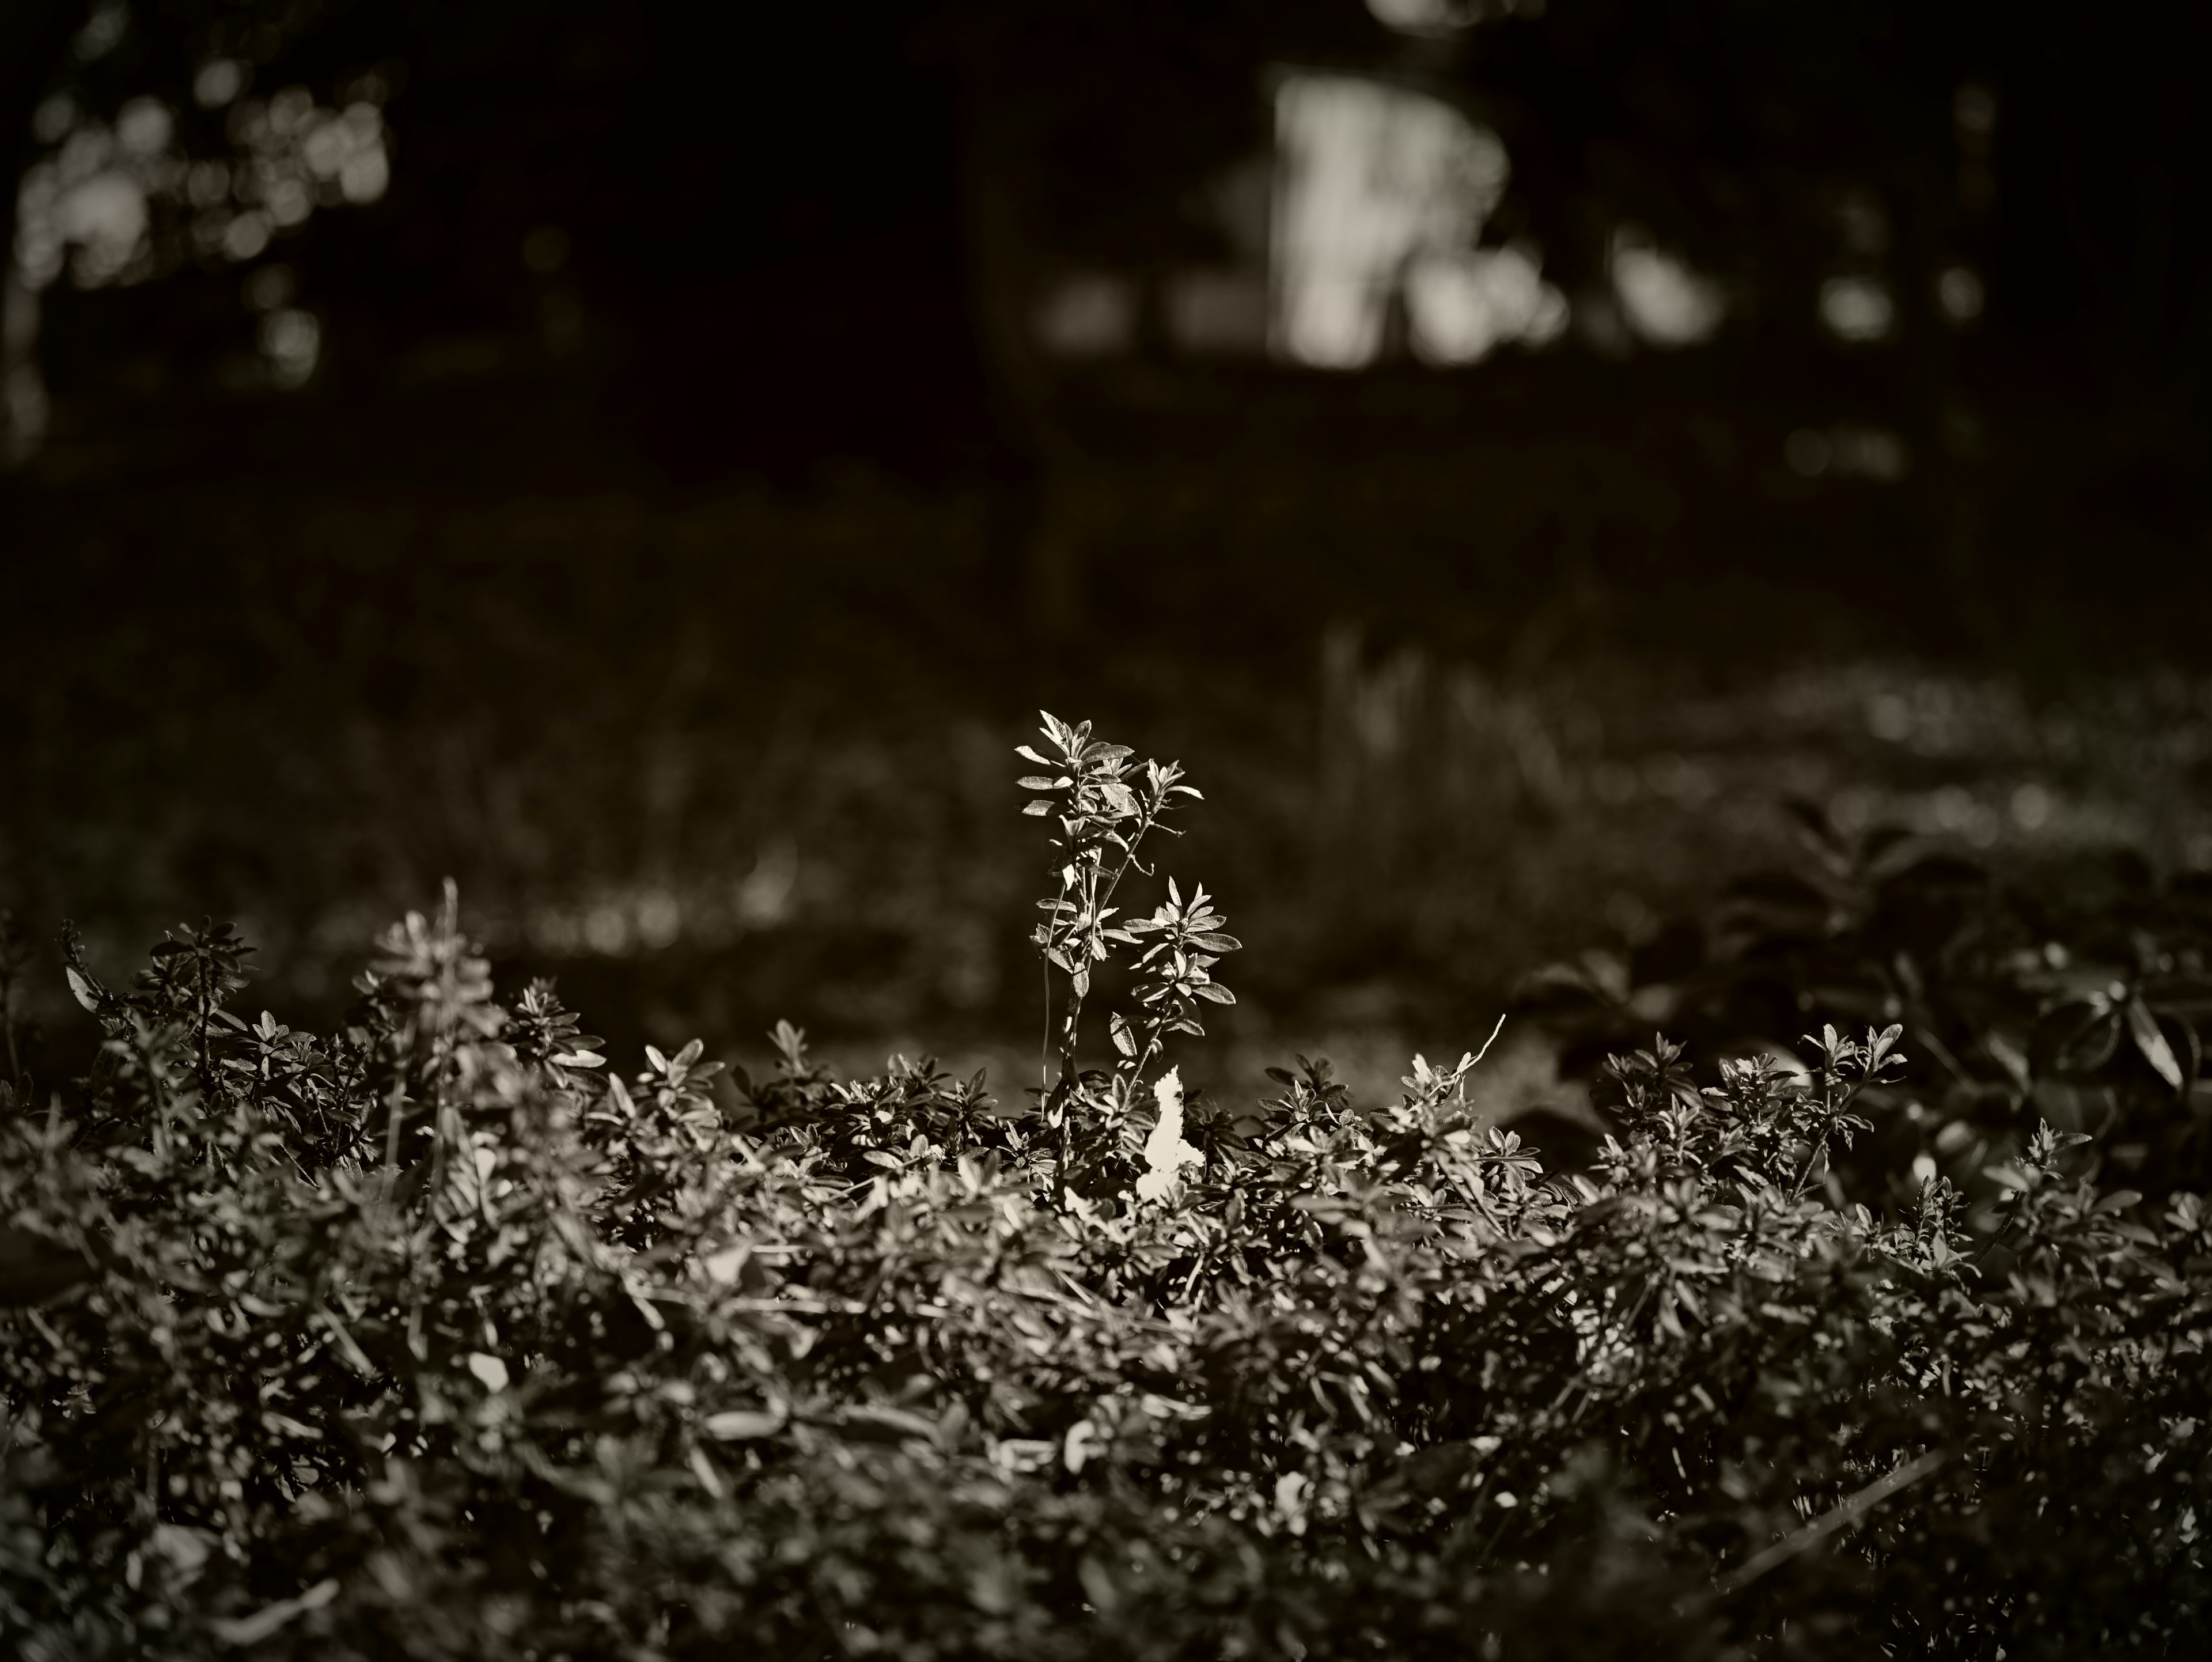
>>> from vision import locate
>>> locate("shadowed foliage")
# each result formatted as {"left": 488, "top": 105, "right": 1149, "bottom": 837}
{"left": 1, "top": 725, "right": 2205, "bottom": 1658}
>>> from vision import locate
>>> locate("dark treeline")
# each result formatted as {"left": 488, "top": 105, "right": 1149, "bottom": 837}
{"left": 5, "top": 0, "right": 2212, "bottom": 1057}
{"left": 5, "top": 0, "right": 2208, "bottom": 631}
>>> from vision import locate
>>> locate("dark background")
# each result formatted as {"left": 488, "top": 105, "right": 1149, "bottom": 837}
{"left": 5, "top": 0, "right": 2210, "bottom": 1098}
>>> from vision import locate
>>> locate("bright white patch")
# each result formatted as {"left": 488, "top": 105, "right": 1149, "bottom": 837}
{"left": 466, "top": 1352, "right": 510, "bottom": 1393}
{"left": 1407, "top": 243, "right": 1567, "bottom": 364}
{"left": 1613, "top": 237, "right": 1726, "bottom": 347}
{"left": 1137, "top": 1067, "right": 1203, "bottom": 1201}
{"left": 1273, "top": 75, "right": 1510, "bottom": 368}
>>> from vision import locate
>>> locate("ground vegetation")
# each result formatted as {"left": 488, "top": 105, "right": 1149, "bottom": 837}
{"left": 1, "top": 718, "right": 2204, "bottom": 1658}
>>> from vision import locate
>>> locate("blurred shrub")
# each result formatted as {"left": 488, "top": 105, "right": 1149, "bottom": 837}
{"left": 1521, "top": 796, "right": 2212, "bottom": 1214}
{"left": 0, "top": 730, "right": 2206, "bottom": 1659}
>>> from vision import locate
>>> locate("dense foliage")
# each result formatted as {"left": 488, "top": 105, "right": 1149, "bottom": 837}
{"left": 1524, "top": 798, "right": 2212, "bottom": 1211}
{"left": 1, "top": 722, "right": 2206, "bottom": 1659}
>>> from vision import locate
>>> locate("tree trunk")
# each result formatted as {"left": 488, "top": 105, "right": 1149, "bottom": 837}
{"left": 958, "top": 78, "right": 1085, "bottom": 641}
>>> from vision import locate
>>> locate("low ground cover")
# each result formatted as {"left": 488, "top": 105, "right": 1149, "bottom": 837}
{"left": 0, "top": 716, "right": 2205, "bottom": 1659}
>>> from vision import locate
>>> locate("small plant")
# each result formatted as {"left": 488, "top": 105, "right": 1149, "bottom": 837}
{"left": 1520, "top": 793, "right": 2212, "bottom": 1218}
{"left": 1018, "top": 711, "right": 1239, "bottom": 1199}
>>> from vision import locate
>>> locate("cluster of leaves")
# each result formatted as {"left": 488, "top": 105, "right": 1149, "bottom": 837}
{"left": 1522, "top": 797, "right": 2212, "bottom": 1215}
{"left": 1018, "top": 711, "right": 1238, "bottom": 1203}
{"left": 0, "top": 742, "right": 2206, "bottom": 1659}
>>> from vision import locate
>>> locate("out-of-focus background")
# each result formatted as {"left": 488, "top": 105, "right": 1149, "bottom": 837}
{"left": 5, "top": 0, "right": 2210, "bottom": 1103}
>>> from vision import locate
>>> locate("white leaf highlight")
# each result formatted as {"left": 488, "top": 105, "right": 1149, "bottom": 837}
{"left": 1137, "top": 1067, "right": 1203, "bottom": 1201}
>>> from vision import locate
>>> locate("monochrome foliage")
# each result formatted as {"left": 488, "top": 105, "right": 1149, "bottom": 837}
{"left": 0, "top": 721, "right": 2205, "bottom": 1659}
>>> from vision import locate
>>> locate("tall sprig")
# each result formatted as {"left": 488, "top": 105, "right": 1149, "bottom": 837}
{"left": 1018, "top": 712, "right": 1235, "bottom": 1196}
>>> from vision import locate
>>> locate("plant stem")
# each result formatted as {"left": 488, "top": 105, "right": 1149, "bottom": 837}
{"left": 0, "top": 966, "right": 20, "bottom": 1101}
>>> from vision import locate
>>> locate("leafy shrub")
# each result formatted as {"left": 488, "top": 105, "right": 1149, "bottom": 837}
{"left": 1521, "top": 798, "right": 2212, "bottom": 1214}
{"left": 0, "top": 722, "right": 2206, "bottom": 1659}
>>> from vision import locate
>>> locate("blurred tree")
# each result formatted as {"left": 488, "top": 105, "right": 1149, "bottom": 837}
{"left": 5, "top": 0, "right": 1022, "bottom": 484}
{"left": 938, "top": 0, "right": 1353, "bottom": 630}
{"left": 1448, "top": 0, "right": 2212, "bottom": 616}
{"left": 0, "top": 3, "right": 79, "bottom": 286}
{"left": 6, "top": 0, "right": 2207, "bottom": 603}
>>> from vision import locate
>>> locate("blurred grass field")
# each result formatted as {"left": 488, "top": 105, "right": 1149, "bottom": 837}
{"left": 7, "top": 465, "right": 2211, "bottom": 1113}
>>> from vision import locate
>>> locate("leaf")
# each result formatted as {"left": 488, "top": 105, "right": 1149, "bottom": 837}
{"left": 1023, "top": 801, "right": 1054, "bottom": 816}
{"left": 704, "top": 1409, "right": 786, "bottom": 1440}
{"left": 210, "top": 1579, "right": 340, "bottom": 1647}
{"left": 65, "top": 965, "right": 102, "bottom": 1013}
{"left": 1781, "top": 794, "right": 1848, "bottom": 860}
{"left": 838, "top": 1404, "right": 940, "bottom": 1443}
{"left": 1192, "top": 984, "right": 1235, "bottom": 1004}
{"left": 1018, "top": 777, "right": 1065, "bottom": 791}
{"left": 467, "top": 1353, "right": 510, "bottom": 1392}
{"left": 1078, "top": 1557, "right": 1122, "bottom": 1614}
{"left": 1980, "top": 1031, "right": 2029, "bottom": 1089}
{"left": 1190, "top": 933, "right": 1242, "bottom": 953}
{"left": 2126, "top": 997, "right": 2185, "bottom": 1090}
{"left": 1858, "top": 824, "right": 1916, "bottom": 868}
{"left": 1111, "top": 1013, "right": 1137, "bottom": 1058}
{"left": 2032, "top": 1001, "right": 2120, "bottom": 1076}
{"left": 149, "top": 1524, "right": 214, "bottom": 1574}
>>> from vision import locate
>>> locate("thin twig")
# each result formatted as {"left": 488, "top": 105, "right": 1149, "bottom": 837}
{"left": 1713, "top": 1447, "right": 1950, "bottom": 1598}
{"left": 1470, "top": 1012, "right": 1507, "bottom": 1069}
{"left": 1039, "top": 962, "right": 1052, "bottom": 1099}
